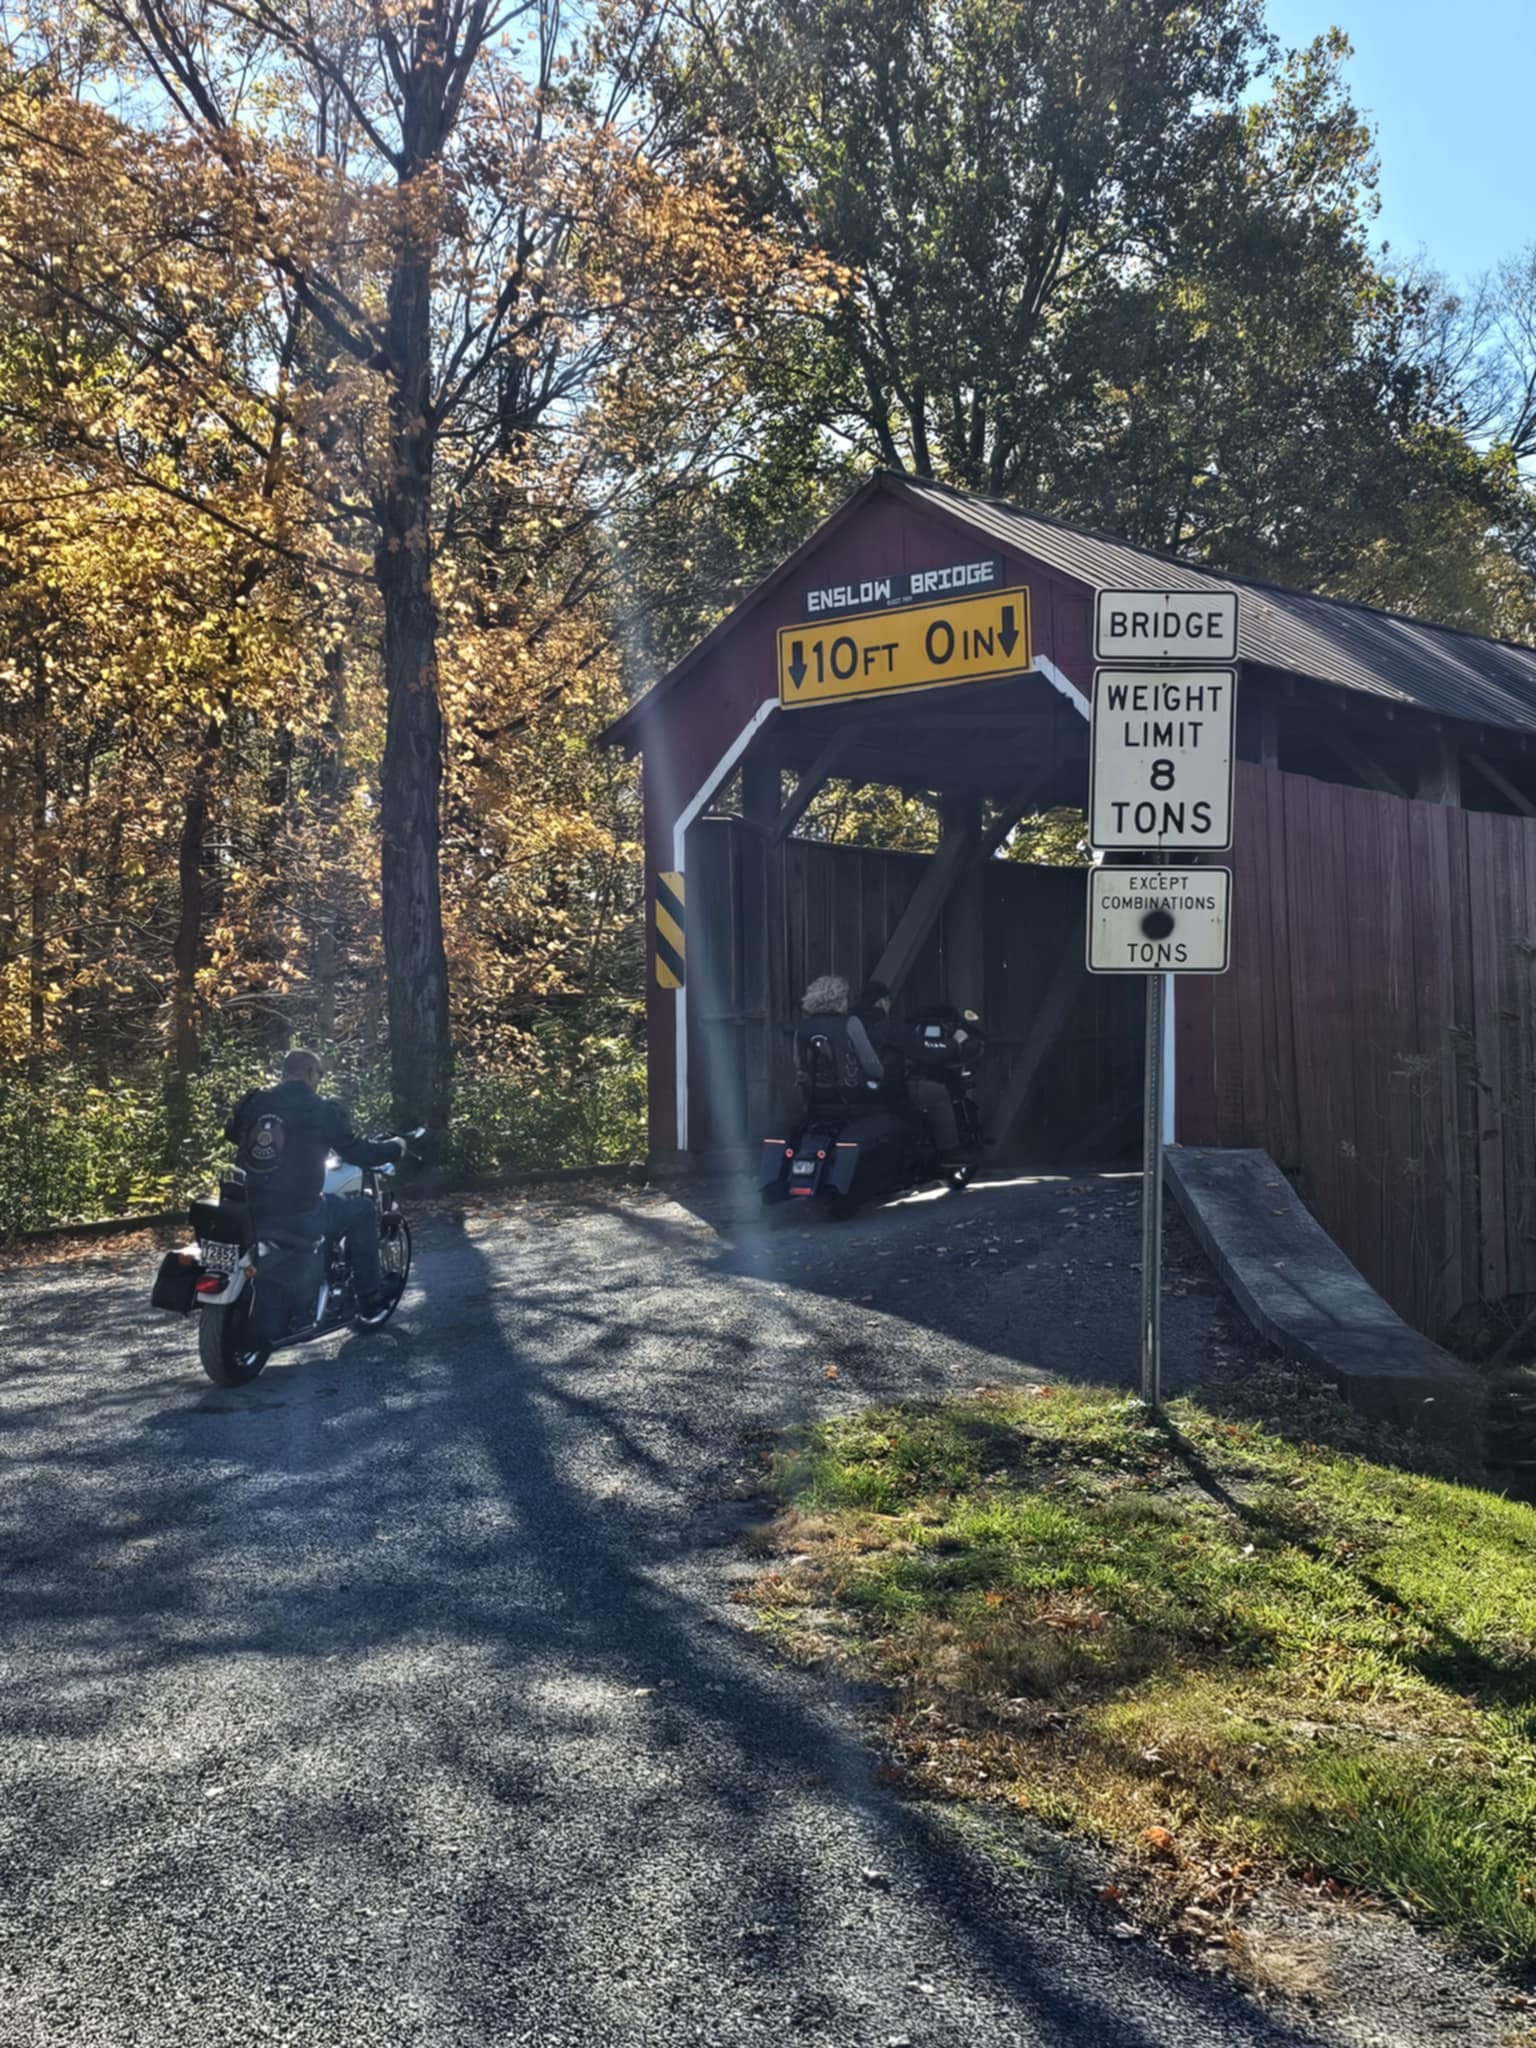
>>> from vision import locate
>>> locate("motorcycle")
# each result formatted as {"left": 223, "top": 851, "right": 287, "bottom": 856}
{"left": 759, "top": 1006, "right": 986, "bottom": 1218}
{"left": 151, "top": 1132, "right": 422, "bottom": 1386}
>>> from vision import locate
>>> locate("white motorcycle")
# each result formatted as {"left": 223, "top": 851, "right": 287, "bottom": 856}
{"left": 152, "top": 1133, "right": 421, "bottom": 1386}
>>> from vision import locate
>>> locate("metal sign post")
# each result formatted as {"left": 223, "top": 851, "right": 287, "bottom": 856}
{"left": 1140, "top": 971, "right": 1166, "bottom": 1409}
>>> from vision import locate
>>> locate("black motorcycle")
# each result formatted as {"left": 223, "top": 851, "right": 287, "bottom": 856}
{"left": 152, "top": 1132, "right": 420, "bottom": 1386}
{"left": 760, "top": 1006, "right": 985, "bottom": 1218}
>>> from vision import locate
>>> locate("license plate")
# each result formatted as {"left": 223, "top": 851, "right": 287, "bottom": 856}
{"left": 792, "top": 1160, "right": 816, "bottom": 1176}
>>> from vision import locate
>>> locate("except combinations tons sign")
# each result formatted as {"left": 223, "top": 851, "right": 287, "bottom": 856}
{"left": 1088, "top": 867, "right": 1231, "bottom": 973}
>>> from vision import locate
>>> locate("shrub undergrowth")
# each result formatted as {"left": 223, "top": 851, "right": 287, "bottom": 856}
{"left": 0, "top": 1020, "right": 646, "bottom": 1233}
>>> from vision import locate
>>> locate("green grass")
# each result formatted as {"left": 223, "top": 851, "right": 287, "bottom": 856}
{"left": 752, "top": 1385, "right": 1536, "bottom": 1964}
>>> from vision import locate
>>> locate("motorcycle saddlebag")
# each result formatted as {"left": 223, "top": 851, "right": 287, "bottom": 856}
{"left": 150, "top": 1251, "right": 199, "bottom": 1316}
{"left": 249, "top": 1243, "right": 326, "bottom": 1346}
{"left": 759, "top": 1137, "right": 792, "bottom": 1201}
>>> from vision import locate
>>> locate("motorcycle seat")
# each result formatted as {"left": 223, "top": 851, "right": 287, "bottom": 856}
{"left": 260, "top": 1225, "right": 326, "bottom": 1253}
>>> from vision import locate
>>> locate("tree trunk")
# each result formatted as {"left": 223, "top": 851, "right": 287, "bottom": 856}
{"left": 28, "top": 656, "right": 50, "bottom": 1067}
{"left": 312, "top": 642, "right": 346, "bottom": 1045}
{"left": 0, "top": 732, "right": 16, "bottom": 990}
{"left": 376, "top": 238, "right": 452, "bottom": 1133}
{"left": 165, "top": 715, "right": 219, "bottom": 1163}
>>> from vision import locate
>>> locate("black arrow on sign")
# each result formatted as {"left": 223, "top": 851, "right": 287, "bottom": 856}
{"left": 787, "top": 641, "right": 808, "bottom": 689}
{"left": 998, "top": 605, "right": 1019, "bottom": 658}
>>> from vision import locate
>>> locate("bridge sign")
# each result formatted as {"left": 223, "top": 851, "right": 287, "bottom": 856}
{"left": 1087, "top": 865, "right": 1231, "bottom": 974}
{"left": 777, "top": 587, "right": 1031, "bottom": 708}
{"left": 1088, "top": 667, "right": 1236, "bottom": 851}
{"left": 1095, "top": 588, "right": 1238, "bottom": 663}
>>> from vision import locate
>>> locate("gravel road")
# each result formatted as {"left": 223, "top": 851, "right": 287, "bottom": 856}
{"left": 0, "top": 1173, "right": 1513, "bottom": 2047}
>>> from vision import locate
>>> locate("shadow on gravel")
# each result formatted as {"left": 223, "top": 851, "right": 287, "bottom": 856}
{"left": 460, "top": 1212, "right": 1335, "bottom": 2048}
{"left": 598, "top": 1170, "right": 1249, "bottom": 1399}
{"left": 421, "top": 1213, "right": 1328, "bottom": 2047}
{"left": 0, "top": 1204, "right": 1335, "bottom": 2047}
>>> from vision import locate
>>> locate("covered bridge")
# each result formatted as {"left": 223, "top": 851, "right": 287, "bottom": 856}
{"left": 602, "top": 470, "right": 1536, "bottom": 1339}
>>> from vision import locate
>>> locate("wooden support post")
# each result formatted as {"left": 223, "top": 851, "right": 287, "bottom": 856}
{"left": 985, "top": 944, "right": 1084, "bottom": 1156}
{"left": 740, "top": 750, "right": 782, "bottom": 825}
{"left": 1259, "top": 701, "right": 1281, "bottom": 771}
{"left": 1416, "top": 729, "right": 1461, "bottom": 806}
{"left": 1466, "top": 750, "right": 1534, "bottom": 816}
{"left": 866, "top": 775, "right": 1059, "bottom": 1012}
{"left": 870, "top": 805, "right": 983, "bottom": 998}
{"left": 940, "top": 796, "right": 985, "bottom": 1016}
{"left": 768, "top": 728, "right": 857, "bottom": 846}
{"left": 978, "top": 768, "right": 1060, "bottom": 860}
{"left": 740, "top": 751, "right": 788, "bottom": 1139}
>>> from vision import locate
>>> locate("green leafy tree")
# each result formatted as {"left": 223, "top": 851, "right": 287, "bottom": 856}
{"left": 654, "top": 0, "right": 1273, "bottom": 492}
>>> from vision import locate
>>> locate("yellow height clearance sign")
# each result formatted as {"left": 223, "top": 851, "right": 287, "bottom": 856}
{"left": 777, "top": 588, "right": 1031, "bottom": 708}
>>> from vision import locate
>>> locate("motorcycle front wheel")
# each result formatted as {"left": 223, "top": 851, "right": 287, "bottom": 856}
{"left": 354, "top": 1215, "right": 412, "bottom": 1329}
{"left": 198, "top": 1293, "right": 272, "bottom": 1387}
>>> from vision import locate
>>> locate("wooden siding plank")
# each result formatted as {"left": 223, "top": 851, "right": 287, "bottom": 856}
{"left": 1445, "top": 807, "right": 1482, "bottom": 1319}
{"left": 1377, "top": 792, "right": 1423, "bottom": 1323}
{"left": 1228, "top": 772, "right": 1266, "bottom": 1145}
{"left": 1174, "top": 974, "right": 1219, "bottom": 1145}
{"left": 1261, "top": 766, "right": 1302, "bottom": 1169}
{"left": 1468, "top": 809, "right": 1509, "bottom": 1305}
{"left": 1301, "top": 779, "right": 1358, "bottom": 1273}
{"left": 1505, "top": 816, "right": 1536, "bottom": 1296}
{"left": 1405, "top": 799, "right": 1461, "bottom": 1331}
{"left": 1210, "top": 781, "right": 1250, "bottom": 1143}
{"left": 1517, "top": 824, "right": 1536, "bottom": 1297}
{"left": 832, "top": 846, "right": 863, "bottom": 995}
{"left": 1347, "top": 788, "right": 1393, "bottom": 1306}
{"left": 1279, "top": 773, "right": 1322, "bottom": 1203}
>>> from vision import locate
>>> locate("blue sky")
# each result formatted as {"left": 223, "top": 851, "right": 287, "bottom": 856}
{"left": 1263, "top": 0, "right": 1530, "bottom": 284}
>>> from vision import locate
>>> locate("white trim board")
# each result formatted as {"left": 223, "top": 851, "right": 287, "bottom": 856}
{"left": 670, "top": 702, "right": 779, "bottom": 1152}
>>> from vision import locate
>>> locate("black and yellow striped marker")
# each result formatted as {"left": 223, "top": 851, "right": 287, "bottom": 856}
{"left": 655, "top": 870, "right": 686, "bottom": 989}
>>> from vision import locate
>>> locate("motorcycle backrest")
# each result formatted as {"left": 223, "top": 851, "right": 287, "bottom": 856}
{"left": 798, "top": 1030, "right": 842, "bottom": 1106}
{"left": 191, "top": 1196, "right": 247, "bottom": 1244}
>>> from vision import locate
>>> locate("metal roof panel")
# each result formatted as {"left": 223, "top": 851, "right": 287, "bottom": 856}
{"left": 898, "top": 476, "right": 1536, "bottom": 734}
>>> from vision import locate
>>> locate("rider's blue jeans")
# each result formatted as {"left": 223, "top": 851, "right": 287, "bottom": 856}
{"left": 293, "top": 1193, "right": 382, "bottom": 1299}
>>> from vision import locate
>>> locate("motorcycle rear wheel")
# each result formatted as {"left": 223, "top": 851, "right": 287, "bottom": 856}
{"left": 198, "top": 1294, "right": 271, "bottom": 1387}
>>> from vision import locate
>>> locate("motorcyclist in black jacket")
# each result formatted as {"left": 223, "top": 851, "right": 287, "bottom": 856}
{"left": 855, "top": 978, "right": 963, "bottom": 1159}
{"left": 224, "top": 1048, "right": 405, "bottom": 1320}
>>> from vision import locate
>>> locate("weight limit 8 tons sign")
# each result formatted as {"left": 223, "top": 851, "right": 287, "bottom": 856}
{"left": 1089, "top": 669, "right": 1235, "bottom": 850}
